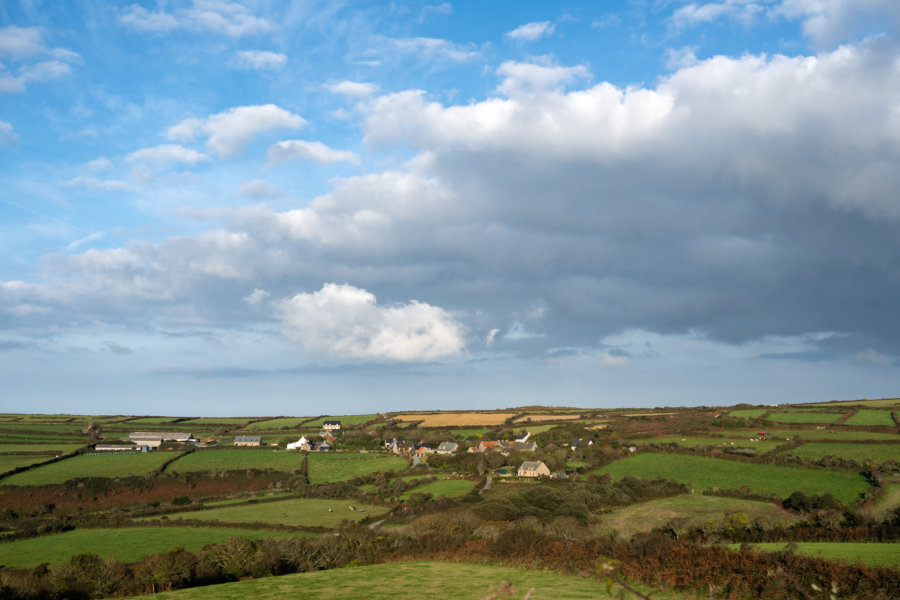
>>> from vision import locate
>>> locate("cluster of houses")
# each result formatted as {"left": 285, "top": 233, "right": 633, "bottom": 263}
{"left": 95, "top": 432, "right": 198, "bottom": 452}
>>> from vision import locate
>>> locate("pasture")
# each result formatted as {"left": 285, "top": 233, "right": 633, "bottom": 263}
{"left": 592, "top": 453, "right": 870, "bottom": 504}
{"left": 0, "top": 455, "right": 56, "bottom": 474}
{"left": 1, "top": 452, "right": 176, "bottom": 486}
{"left": 806, "top": 398, "right": 900, "bottom": 409}
{"left": 597, "top": 494, "right": 800, "bottom": 540}
{"left": 514, "top": 414, "right": 581, "bottom": 422}
{"left": 0, "top": 442, "right": 85, "bottom": 454}
{"left": 165, "top": 449, "right": 305, "bottom": 473}
{"left": 302, "top": 414, "right": 379, "bottom": 427}
{"left": 244, "top": 417, "right": 311, "bottom": 430}
{"left": 398, "top": 478, "right": 477, "bottom": 501}
{"left": 843, "top": 410, "right": 896, "bottom": 427}
{"left": 307, "top": 453, "right": 408, "bottom": 483}
{"left": 766, "top": 411, "right": 844, "bottom": 424}
{"left": 181, "top": 417, "right": 256, "bottom": 426}
{"left": 119, "top": 560, "right": 687, "bottom": 600}
{"left": 863, "top": 482, "right": 900, "bottom": 521}
{"left": 204, "top": 492, "right": 293, "bottom": 507}
{"left": 638, "top": 436, "right": 782, "bottom": 452}
{"left": 0, "top": 527, "right": 295, "bottom": 569}
{"left": 122, "top": 417, "right": 185, "bottom": 425}
{"left": 727, "top": 409, "right": 768, "bottom": 419}
{"left": 392, "top": 413, "right": 516, "bottom": 427}
{"left": 766, "top": 429, "right": 900, "bottom": 441}
{"left": 144, "top": 498, "right": 389, "bottom": 528}
{"left": 738, "top": 542, "right": 900, "bottom": 568}
{"left": 781, "top": 442, "right": 900, "bottom": 463}
{"left": 447, "top": 428, "right": 491, "bottom": 438}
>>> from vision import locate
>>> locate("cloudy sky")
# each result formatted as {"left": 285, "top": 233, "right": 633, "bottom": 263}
{"left": 2, "top": 1, "right": 900, "bottom": 416}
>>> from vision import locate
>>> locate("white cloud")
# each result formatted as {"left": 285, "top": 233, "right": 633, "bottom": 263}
{"left": 232, "top": 50, "right": 287, "bottom": 70}
{"left": 326, "top": 80, "right": 377, "bottom": 98}
{"left": 244, "top": 288, "right": 270, "bottom": 306}
{"left": 238, "top": 179, "right": 282, "bottom": 198}
{"left": 127, "top": 144, "right": 211, "bottom": 165}
{"left": 0, "top": 26, "right": 79, "bottom": 61}
{"left": 67, "top": 176, "right": 129, "bottom": 191}
{"left": 119, "top": 1, "right": 271, "bottom": 37}
{"left": 66, "top": 232, "right": 105, "bottom": 252}
{"left": 391, "top": 37, "right": 480, "bottom": 62}
{"left": 277, "top": 283, "right": 465, "bottom": 361}
{"left": 496, "top": 59, "right": 590, "bottom": 95}
{"left": 267, "top": 140, "right": 360, "bottom": 166}
{"left": 86, "top": 157, "right": 114, "bottom": 171}
{"left": 420, "top": 3, "right": 453, "bottom": 22}
{"left": 0, "top": 119, "right": 18, "bottom": 145}
{"left": 485, "top": 328, "right": 500, "bottom": 346}
{"left": 671, "top": 1, "right": 766, "bottom": 29}
{"left": 505, "top": 21, "right": 555, "bottom": 42}
{"left": 167, "top": 105, "right": 306, "bottom": 159}
{"left": 776, "top": 0, "right": 900, "bottom": 46}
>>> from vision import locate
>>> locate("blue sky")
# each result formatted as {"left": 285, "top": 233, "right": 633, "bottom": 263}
{"left": 2, "top": 1, "right": 900, "bottom": 416}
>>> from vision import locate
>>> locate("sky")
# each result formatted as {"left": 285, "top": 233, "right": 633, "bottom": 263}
{"left": 2, "top": 0, "right": 900, "bottom": 416}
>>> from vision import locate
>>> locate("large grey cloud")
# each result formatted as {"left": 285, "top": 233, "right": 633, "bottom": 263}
{"left": 3, "top": 38, "right": 900, "bottom": 363}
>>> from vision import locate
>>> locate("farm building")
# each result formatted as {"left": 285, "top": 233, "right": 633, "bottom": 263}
{"left": 126, "top": 432, "right": 195, "bottom": 449}
{"left": 94, "top": 444, "right": 145, "bottom": 452}
{"left": 234, "top": 435, "right": 262, "bottom": 447}
{"left": 436, "top": 441, "right": 459, "bottom": 455}
{"left": 286, "top": 436, "right": 312, "bottom": 451}
{"left": 516, "top": 441, "right": 538, "bottom": 453}
{"left": 323, "top": 420, "right": 342, "bottom": 431}
{"left": 517, "top": 460, "right": 550, "bottom": 478}
{"left": 515, "top": 431, "right": 530, "bottom": 443}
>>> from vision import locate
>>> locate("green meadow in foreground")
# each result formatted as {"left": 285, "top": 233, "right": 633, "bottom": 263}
{"left": 597, "top": 494, "right": 800, "bottom": 540}
{"left": 735, "top": 543, "right": 900, "bottom": 568}
{"left": 0, "top": 527, "right": 298, "bottom": 569}
{"left": 1, "top": 452, "right": 175, "bottom": 486}
{"left": 593, "top": 453, "right": 870, "bottom": 504}
{"left": 141, "top": 498, "right": 389, "bottom": 528}
{"left": 120, "top": 560, "right": 688, "bottom": 600}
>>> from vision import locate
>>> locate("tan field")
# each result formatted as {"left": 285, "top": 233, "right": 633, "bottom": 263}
{"left": 392, "top": 413, "right": 516, "bottom": 427}
{"left": 514, "top": 414, "right": 582, "bottom": 422}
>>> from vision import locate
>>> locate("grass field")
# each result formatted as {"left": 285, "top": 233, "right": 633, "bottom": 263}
{"left": 119, "top": 561, "right": 688, "bottom": 600}
{"left": 592, "top": 453, "right": 870, "bottom": 504}
{"left": 1, "top": 452, "right": 176, "bottom": 485}
{"left": 638, "top": 436, "right": 782, "bottom": 452}
{"left": 307, "top": 453, "right": 408, "bottom": 484}
{"left": 143, "top": 498, "right": 389, "bottom": 528}
{"left": 165, "top": 449, "right": 306, "bottom": 473}
{"left": 806, "top": 398, "right": 900, "bottom": 409}
{"left": 122, "top": 417, "right": 186, "bottom": 425}
{"left": 302, "top": 414, "right": 379, "bottom": 427}
{"left": 520, "top": 424, "right": 560, "bottom": 435}
{"left": 598, "top": 494, "right": 800, "bottom": 540}
{"left": 767, "top": 412, "right": 844, "bottom": 424}
{"left": 727, "top": 409, "right": 768, "bottom": 419}
{"left": 244, "top": 417, "right": 311, "bottom": 430}
{"left": 0, "top": 443, "right": 85, "bottom": 454}
{"left": 0, "top": 455, "right": 56, "bottom": 474}
{"left": 737, "top": 543, "right": 900, "bottom": 568}
{"left": 782, "top": 442, "right": 900, "bottom": 463}
{"left": 398, "top": 478, "right": 477, "bottom": 501}
{"left": 393, "top": 413, "right": 515, "bottom": 427}
{"left": 843, "top": 410, "right": 896, "bottom": 427}
{"left": 0, "top": 527, "right": 296, "bottom": 569}
{"left": 181, "top": 418, "right": 256, "bottom": 426}
{"left": 765, "top": 429, "right": 900, "bottom": 441}
{"left": 204, "top": 492, "right": 293, "bottom": 507}
{"left": 0, "top": 423, "right": 90, "bottom": 433}
{"left": 447, "top": 429, "right": 491, "bottom": 438}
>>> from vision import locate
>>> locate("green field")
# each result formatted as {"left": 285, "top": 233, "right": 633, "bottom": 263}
{"left": 302, "top": 414, "right": 379, "bottom": 428}
{"left": 767, "top": 412, "right": 844, "bottom": 424}
{"left": 0, "top": 454, "right": 56, "bottom": 474}
{"left": 737, "top": 543, "right": 900, "bottom": 568}
{"left": 398, "top": 478, "right": 477, "bottom": 501}
{"left": 519, "top": 424, "right": 559, "bottom": 435}
{"left": 782, "top": 442, "right": 900, "bottom": 463}
{"left": 0, "top": 527, "right": 296, "bottom": 569}
{"left": 120, "top": 561, "right": 687, "bottom": 600}
{"left": 638, "top": 436, "right": 782, "bottom": 452}
{"left": 727, "top": 409, "right": 768, "bottom": 419}
{"left": 806, "top": 398, "right": 900, "bottom": 409}
{"left": 1, "top": 452, "right": 176, "bottom": 485}
{"left": 448, "top": 429, "right": 490, "bottom": 439}
{"left": 204, "top": 493, "right": 293, "bottom": 507}
{"left": 181, "top": 418, "right": 255, "bottom": 426}
{"left": 765, "top": 429, "right": 900, "bottom": 441}
{"left": 122, "top": 417, "right": 186, "bottom": 425}
{"left": 244, "top": 417, "right": 312, "bottom": 430}
{"left": 166, "top": 449, "right": 306, "bottom": 472}
{"left": 142, "top": 498, "right": 389, "bottom": 528}
{"left": 0, "top": 443, "right": 84, "bottom": 454}
{"left": 593, "top": 453, "right": 869, "bottom": 504}
{"left": 598, "top": 494, "right": 800, "bottom": 540}
{"left": 307, "top": 453, "right": 408, "bottom": 484}
{"left": 843, "top": 410, "right": 896, "bottom": 427}
{"left": 0, "top": 423, "right": 90, "bottom": 433}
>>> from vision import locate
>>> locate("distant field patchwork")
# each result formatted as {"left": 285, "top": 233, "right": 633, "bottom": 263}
{"left": 782, "top": 442, "right": 899, "bottom": 463}
{"left": 767, "top": 412, "right": 844, "bottom": 424}
{"left": 843, "top": 410, "right": 896, "bottom": 427}
{"left": 143, "top": 498, "right": 389, "bottom": 528}
{"left": 392, "top": 413, "right": 515, "bottom": 427}
{"left": 638, "top": 436, "right": 782, "bottom": 452}
{"left": 302, "top": 415, "right": 379, "bottom": 427}
{"left": 593, "top": 453, "right": 869, "bottom": 504}
{"left": 727, "top": 409, "right": 768, "bottom": 419}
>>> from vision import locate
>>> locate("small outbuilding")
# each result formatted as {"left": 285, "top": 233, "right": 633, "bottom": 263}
{"left": 234, "top": 435, "right": 262, "bottom": 447}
